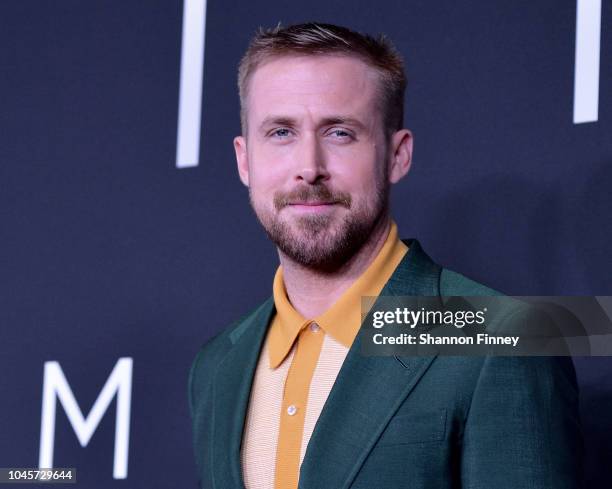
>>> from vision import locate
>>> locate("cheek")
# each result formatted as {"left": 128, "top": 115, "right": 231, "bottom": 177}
{"left": 249, "top": 169, "right": 285, "bottom": 200}
{"left": 331, "top": 149, "right": 382, "bottom": 194}
{"left": 248, "top": 166, "right": 288, "bottom": 213}
{"left": 249, "top": 146, "right": 294, "bottom": 187}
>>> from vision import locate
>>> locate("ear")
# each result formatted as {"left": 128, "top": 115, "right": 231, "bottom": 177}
{"left": 233, "top": 136, "right": 250, "bottom": 187}
{"left": 387, "top": 129, "right": 413, "bottom": 184}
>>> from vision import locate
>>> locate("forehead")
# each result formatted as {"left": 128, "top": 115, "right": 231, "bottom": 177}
{"left": 246, "top": 55, "right": 382, "bottom": 125}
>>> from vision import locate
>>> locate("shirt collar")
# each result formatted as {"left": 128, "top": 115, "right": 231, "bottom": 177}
{"left": 268, "top": 221, "right": 408, "bottom": 368}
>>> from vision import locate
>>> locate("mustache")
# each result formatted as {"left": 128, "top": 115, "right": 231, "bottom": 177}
{"left": 273, "top": 185, "right": 352, "bottom": 210}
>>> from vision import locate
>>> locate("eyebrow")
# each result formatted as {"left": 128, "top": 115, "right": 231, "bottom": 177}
{"left": 258, "top": 115, "right": 367, "bottom": 132}
{"left": 259, "top": 116, "right": 297, "bottom": 130}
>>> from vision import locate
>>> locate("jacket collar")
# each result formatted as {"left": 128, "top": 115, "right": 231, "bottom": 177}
{"left": 210, "top": 238, "right": 441, "bottom": 489}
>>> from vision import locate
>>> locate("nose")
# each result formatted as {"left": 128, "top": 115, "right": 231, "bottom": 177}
{"left": 295, "top": 134, "right": 330, "bottom": 184}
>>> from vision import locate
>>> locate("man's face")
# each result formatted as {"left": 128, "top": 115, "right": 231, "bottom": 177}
{"left": 234, "top": 55, "right": 409, "bottom": 272}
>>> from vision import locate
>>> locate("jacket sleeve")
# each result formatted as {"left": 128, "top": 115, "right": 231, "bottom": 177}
{"left": 460, "top": 350, "right": 583, "bottom": 488}
{"left": 187, "top": 331, "right": 227, "bottom": 489}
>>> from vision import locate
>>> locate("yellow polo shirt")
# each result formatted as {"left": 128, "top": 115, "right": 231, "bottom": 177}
{"left": 241, "top": 221, "right": 408, "bottom": 489}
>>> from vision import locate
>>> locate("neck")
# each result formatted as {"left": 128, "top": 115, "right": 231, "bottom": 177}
{"left": 278, "top": 215, "right": 392, "bottom": 319}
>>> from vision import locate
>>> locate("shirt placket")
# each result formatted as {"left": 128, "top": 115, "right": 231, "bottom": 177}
{"left": 274, "top": 321, "right": 325, "bottom": 489}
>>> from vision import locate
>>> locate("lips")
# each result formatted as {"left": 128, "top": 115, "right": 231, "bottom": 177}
{"left": 285, "top": 201, "right": 340, "bottom": 214}
{"left": 288, "top": 201, "right": 336, "bottom": 206}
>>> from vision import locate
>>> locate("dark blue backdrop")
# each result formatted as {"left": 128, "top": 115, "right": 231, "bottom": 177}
{"left": 1, "top": 1, "right": 609, "bottom": 487}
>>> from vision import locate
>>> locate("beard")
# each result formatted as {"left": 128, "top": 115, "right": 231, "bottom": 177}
{"left": 249, "top": 178, "right": 389, "bottom": 273}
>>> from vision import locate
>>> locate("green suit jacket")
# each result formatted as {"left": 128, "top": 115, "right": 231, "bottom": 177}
{"left": 189, "top": 239, "right": 582, "bottom": 489}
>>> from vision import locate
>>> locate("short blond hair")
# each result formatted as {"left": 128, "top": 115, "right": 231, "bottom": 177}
{"left": 237, "top": 22, "right": 407, "bottom": 136}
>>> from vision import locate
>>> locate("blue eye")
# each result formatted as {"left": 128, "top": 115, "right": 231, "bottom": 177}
{"left": 272, "top": 128, "right": 291, "bottom": 138}
{"left": 329, "top": 128, "right": 353, "bottom": 139}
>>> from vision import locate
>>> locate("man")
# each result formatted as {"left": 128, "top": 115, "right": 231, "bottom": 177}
{"left": 189, "top": 23, "right": 581, "bottom": 489}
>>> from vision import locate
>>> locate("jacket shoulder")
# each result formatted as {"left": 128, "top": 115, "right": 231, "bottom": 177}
{"left": 439, "top": 268, "right": 503, "bottom": 296}
{"left": 438, "top": 267, "right": 531, "bottom": 331}
{"left": 187, "top": 297, "right": 273, "bottom": 416}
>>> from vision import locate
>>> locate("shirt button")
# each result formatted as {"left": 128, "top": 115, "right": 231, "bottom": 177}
{"left": 309, "top": 322, "right": 320, "bottom": 332}
{"left": 287, "top": 405, "right": 297, "bottom": 416}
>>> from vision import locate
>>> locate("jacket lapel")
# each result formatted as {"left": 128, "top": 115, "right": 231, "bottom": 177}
{"left": 211, "top": 298, "right": 275, "bottom": 489}
{"left": 298, "top": 239, "right": 442, "bottom": 489}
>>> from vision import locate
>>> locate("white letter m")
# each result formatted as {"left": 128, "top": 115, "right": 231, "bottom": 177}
{"left": 39, "top": 358, "right": 133, "bottom": 479}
